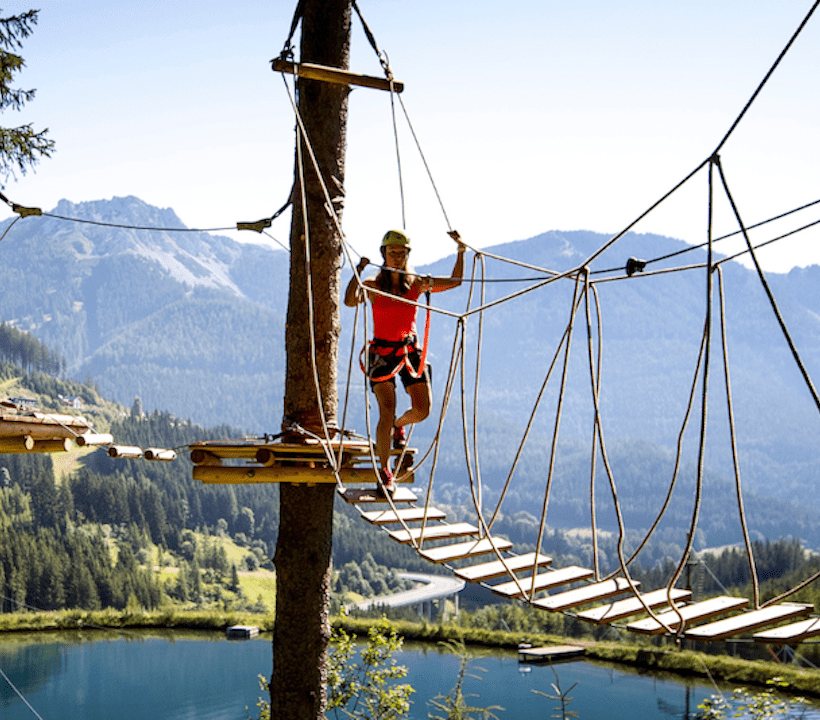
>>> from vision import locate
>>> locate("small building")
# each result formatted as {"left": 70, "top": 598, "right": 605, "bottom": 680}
{"left": 59, "top": 394, "right": 84, "bottom": 409}
{"left": 9, "top": 397, "right": 37, "bottom": 409}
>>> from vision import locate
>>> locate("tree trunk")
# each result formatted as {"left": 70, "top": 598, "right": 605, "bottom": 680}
{"left": 271, "top": 1, "right": 351, "bottom": 719}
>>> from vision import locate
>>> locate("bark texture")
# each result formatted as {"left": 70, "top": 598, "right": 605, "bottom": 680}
{"left": 271, "top": 1, "right": 351, "bottom": 719}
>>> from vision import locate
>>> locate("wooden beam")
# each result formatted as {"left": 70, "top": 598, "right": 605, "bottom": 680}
{"left": 0, "top": 437, "right": 72, "bottom": 453}
{"left": 0, "top": 435, "right": 34, "bottom": 452}
{"left": 576, "top": 588, "right": 692, "bottom": 625}
{"left": 272, "top": 58, "right": 404, "bottom": 93}
{"left": 454, "top": 552, "right": 553, "bottom": 583}
{"left": 108, "top": 445, "right": 143, "bottom": 459}
{"left": 189, "top": 449, "right": 223, "bottom": 466}
{"left": 76, "top": 433, "right": 114, "bottom": 447}
{"left": 31, "top": 438, "right": 73, "bottom": 453}
{"left": 193, "top": 465, "right": 373, "bottom": 484}
{"left": 144, "top": 447, "right": 177, "bottom": 461}
{"left": 191, "top": 444, "right": 260, "bottom": 462}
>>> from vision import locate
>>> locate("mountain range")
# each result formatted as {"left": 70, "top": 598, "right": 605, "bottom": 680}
{"left": 2, "top": 196, "right": 820, "bottom": 549}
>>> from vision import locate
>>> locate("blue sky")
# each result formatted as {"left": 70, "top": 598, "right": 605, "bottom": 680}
{"left": 1, "top": 0, "right": 818, "bottom": 271}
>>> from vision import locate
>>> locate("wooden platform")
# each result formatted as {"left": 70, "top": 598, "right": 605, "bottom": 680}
{"left": 0, "top": 411, "right": 96, "bottom": 453}
{"left": 189, "top": 438, "right": 416, "bottom": 485}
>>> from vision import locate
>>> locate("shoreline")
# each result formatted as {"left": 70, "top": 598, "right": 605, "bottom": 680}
{"left": 2, "top": 608, "right": 819, "bottom": 698}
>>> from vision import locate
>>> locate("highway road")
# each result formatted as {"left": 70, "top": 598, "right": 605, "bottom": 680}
{"left": 347, "top": 572, "right": 465, "bottom": 612}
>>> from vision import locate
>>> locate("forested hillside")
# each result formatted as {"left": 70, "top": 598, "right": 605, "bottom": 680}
{"left": 3, "top": 196, "right": 820, "bottom": 580}
{"left": 0, "top": 356, "right": 435, "bottom": 613}
{"left": 4, "top": 351, "right": 820, "bottom": 616}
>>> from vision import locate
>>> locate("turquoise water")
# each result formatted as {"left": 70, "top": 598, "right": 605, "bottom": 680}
{"left": 0, "top": 630, "right": 815, "bottom": 719}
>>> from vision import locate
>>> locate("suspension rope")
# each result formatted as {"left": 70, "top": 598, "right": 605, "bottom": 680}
{"left": 396, "top": 93, "right": 453, "bottom": 231}
{"left": 716, "top": 265, "right": 760, "bottom": 609}
{"left": 585, "top": 273, "right": 602, "bottom": 580}
{"left": 0, "top": 666, "right": 45, "bottom": 720}
{"left": 715, "top": 157, "right": 820, "bottom": 416}
{"left": 525, "top": 275, "right": 583, "bottom": 602}
{"left": 666, "top": 158, "right": 719, "bottom": 639}
{"left": 590, "top": 197, "right": 820, "bottom": 276}
{"left": 713, "top": 0, "right": 820, "bottom": 155}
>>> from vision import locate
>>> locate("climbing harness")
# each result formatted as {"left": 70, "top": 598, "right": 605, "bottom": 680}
{"left": 360, "top": 284, "right": 432, "bottom": 383}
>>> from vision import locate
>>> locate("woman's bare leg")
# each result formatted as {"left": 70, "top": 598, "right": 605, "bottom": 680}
{"left": 372, "top": 381, "right": 397, "bottom": 470}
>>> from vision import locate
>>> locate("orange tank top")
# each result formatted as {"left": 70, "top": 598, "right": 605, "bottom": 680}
{"left": 371, "top": 284, "right": 422, "bottom": 351}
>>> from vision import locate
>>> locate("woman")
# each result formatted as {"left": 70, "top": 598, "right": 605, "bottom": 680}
{"left": 344, "top": 229, "right": 466, "bottom": 494}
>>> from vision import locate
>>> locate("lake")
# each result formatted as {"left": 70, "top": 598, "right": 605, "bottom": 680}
{"left": 0, "top": 629, "right": 816, "bottom": 719}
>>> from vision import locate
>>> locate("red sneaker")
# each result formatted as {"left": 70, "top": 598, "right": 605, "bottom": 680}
{"left": 379, "top": 467, "right": 396, "bottom": 496}
{"left": 392, "top": 425, "right": 406, "bottom": 450}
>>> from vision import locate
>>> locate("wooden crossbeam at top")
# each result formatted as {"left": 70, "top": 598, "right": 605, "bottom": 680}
{"left": 272, "top": 59, "right": 404, "bottom": 93}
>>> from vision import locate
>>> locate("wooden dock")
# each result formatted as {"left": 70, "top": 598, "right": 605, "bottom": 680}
{"left": 518, "top": 644, "right": 586, "bottom": 664}
{"left": 226, "top": 625, "right": 260, "bottom": 639}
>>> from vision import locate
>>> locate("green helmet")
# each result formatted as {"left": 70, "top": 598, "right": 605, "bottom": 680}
{"left": 381, "top": 229, "right": 411, "bottom": 249}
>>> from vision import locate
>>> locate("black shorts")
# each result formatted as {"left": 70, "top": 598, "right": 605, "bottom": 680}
{"left": 367, "top": 344, "right": 431, "bottom": 389}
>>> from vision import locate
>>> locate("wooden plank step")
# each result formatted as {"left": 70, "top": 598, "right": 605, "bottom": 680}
{"left": 627, "top": 596, "right": 749, "bottom": 635}
{"left": 419, "top": 537, "right": 513, "bottom": 564}
{"left": 534, "top": 578, "right": 639, "bottom": 612}
{"left": 753, "top": 616, "right": 820, "bottom": 643}
{"left": 389, "top": 522, "right": 479, "bottom": 544}
{"left": 685, "top": 603, "right": 813, "bottom": 641}
{"left": 338, "top": 486, "right": 418, "bottom": 504}
{"left": 454, "top": 552, "right": 553, "bottom": 583}
{"left": 491, "top": 566, "right": 593, "bottom": 599}
{"left": 577, "top": 588, "right": 692, "bottom": 625}
{"left": 360, "top": 507, "right": 446, "bottom": 525}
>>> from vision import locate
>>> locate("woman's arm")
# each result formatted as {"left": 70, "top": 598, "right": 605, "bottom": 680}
{"left": 344, "top": 257, "right": 370, "bottom": 306}
{"left": 430, "top": 230, "right": 466, "bottom": 292}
